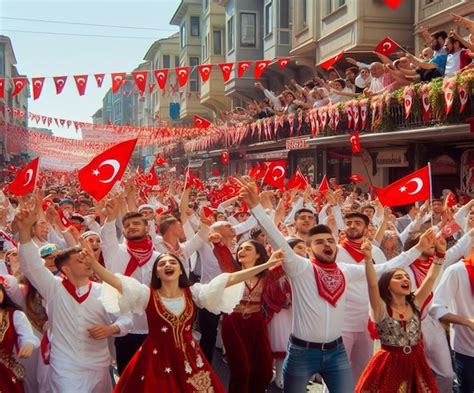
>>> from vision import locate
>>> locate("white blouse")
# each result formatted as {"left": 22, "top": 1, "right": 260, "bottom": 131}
{"left": 101, "top": 273, "right": 244, "bottom": 316}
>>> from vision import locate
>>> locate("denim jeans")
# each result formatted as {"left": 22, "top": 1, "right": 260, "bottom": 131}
{"left": 454, "top": 351, "right": 474, "bottom": 393}
{"left": 283, "top": 340, "right": 354, "bottom": 393}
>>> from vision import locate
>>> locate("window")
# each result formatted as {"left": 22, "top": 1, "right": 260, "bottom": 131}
{"left": 213, "top": 30, "right": 222, "bottom": 55}
{"left": 265, "top": 2, "right": 273, "bottom": 36}
{"left": 0, "top": 44, "right": 5, "bottom": 76}
{"left": 280, "top": 0, "right": 289, "bottom": 28}
{"left": 203, "top": 35, "right": 208, "bottom": 59}
{"left": 240, "top": 12, "right": 257, "bottom": 47}
{"left": 191, "top": 16, "right": 200, "bottom": 36}
{"left": 180, "top": 23, "right": 186, "bottom": 48}
{"left": 163, "top": 55, "right": 170, "bottom": 69}
{"left": 189, "top": 57, "right": 200, "bottom": 92}
{"left": 175, "top": 55, "right": 180, "bottom": 67}
{"left": 327, "top": 0, "right": 345, "bottom": 15}
{"left": 227, "top": 16, "right": 235, "bottom": 52}
{"left": 301, "top": 0, "right": 307, "bottom": 26}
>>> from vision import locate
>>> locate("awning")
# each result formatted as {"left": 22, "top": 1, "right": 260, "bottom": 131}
{"left": 245, "top": 150, "right": 289, "bottom": 160}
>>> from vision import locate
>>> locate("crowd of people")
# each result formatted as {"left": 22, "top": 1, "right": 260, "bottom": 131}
{"left": 0, "top": 166, "right": 473, "bottom": 393}
{"left": 216, "top": 13, "right": 474, "bottom": 127}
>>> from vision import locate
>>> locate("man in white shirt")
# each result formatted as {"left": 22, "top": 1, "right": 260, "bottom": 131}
{"left": 430, "top": 259, "right": 474, "bottom": 393}
{"left": 101, "top": 198, "right": 161, "bottom": 374}
{"left": 239, "top": 180, "right": 431, "bottom": 392}
{"left": 16, "top": 206, "right": 132, "bottom": 393}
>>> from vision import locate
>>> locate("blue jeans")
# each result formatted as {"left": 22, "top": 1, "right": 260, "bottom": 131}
{"left": 283, "top": 340, "right": 354, "bottom": 393}
{"left": 454, "top": 352, "right": 474, "bottom": 393}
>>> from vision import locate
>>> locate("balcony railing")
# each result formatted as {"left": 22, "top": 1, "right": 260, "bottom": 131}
{"left": 179, "top": 72, "right": 473, "bottom": 156}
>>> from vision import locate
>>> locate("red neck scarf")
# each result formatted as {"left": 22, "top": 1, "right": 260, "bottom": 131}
{"left": 411, "top": 257, "right": 434, "bottom": 288}
{"left": 341, "top": 239, "right": 365, "bottom": 263}
{"left": 212, "top": 243, "right": 236, "bottom": 273}
{"left": 124, "top": 236, "right": 154, "bottom": 276}
{"left": 61, "top": 278, "right": 92, "bottom": 304}
{"left": 310, "top": 258, "right": 346, "bottom": 307}
{"left": 464, "top": 256, "right": 474, "bottom": 296}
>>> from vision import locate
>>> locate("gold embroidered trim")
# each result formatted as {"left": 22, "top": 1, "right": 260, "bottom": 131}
{"left": 0, "top": 311, "right": 9, "bottom": 342}
{"left": 186, "top": 370, "right": 215, "bottom": 392}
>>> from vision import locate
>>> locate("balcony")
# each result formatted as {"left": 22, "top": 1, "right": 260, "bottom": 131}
{"left": 182, "top": 72, "right": 474, "bottom": 155}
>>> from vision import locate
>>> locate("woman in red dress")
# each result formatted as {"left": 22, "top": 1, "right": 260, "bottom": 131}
{"left": 221, "top": 240, "right": 275, "bottom": 393}
{"left": 82, "top": 248, "right": 283, "bottom": 393}
{"left": 356, "top": 231, "right": 442, "bottom": 393}
{"left": 0, "top": 282, "right": 40, "bottom": 393}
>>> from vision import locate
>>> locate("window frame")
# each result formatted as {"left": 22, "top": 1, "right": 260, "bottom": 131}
{"left": 190, "top": 16, "right": 200, "bottom": 37}
{"left": 180, "top": 23, "right": 186, "bottom": 48}
{"left": 264, "top": 1, "right": 273, "bottom": 37}
{"left": 240, "top": 12, "right": 257, "bottom": 48}
{"left": 189, "top": 56, "right": 200, "bottom": 92}
{"left": 227, "top": 16, "right": 235, "bottom": 53}
{"left": 213, "top": 30, "right": 222, "bottom": 55}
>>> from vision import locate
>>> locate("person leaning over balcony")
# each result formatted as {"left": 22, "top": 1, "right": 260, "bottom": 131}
{"left": 417, "top": 27, "right": 448, "bottom": 57}
{"left": 254, "top": 82, "right": 283, "bottom": 111}
{"left": 443, "top": 36, "right": 471, "bottom": 77}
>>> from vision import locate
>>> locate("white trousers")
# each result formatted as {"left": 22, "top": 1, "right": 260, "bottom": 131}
{"left": 49, "top": 365, "right": 112, "bottom": 393}
{"left": 342, "top": 329, "right": 374, "bottom": 383}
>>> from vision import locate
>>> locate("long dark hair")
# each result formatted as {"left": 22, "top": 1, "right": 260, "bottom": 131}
{"left": 378, "top": 269, "right": 420, "bottom": 316}
{"left": 150, "top": 253, "right": 192, "bottom": 289}
{"left": 0, "top": 283, "right": 21, "bottom": 311}
{"left": 235, "top": 240, "right": 269, "bottom": 276}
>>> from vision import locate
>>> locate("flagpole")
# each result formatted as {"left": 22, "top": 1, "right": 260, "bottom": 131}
{"left": 359, "top": 153, "right": 375, "bottom": 197}
{"left": 428, "top": 161, "right": 433, "bottom": 227}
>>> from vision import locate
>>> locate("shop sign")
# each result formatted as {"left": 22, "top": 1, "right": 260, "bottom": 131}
{"left": 286, "top": 139, "right": 308, "bottom": 150}
{"left": 376, "top": 149, "right": 408, "bottom": 167}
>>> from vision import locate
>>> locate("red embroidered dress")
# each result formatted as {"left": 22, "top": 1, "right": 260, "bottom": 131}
{"left": 114, "top": 288, "right": 225, "bottom": 393}
{"left": 0, "top": 309, "right": 25, "bottom": 393}
{"left": 356, "top": 307, "right": 438, "bottom": 393}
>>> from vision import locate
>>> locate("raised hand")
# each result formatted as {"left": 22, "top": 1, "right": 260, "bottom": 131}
{"left": 104, "top": 196, "right": 120, "bottom": 221}
{"left": 267, "top": 249, "right": 285, "bottom": 266}
{"left": 236, "top": 178, "right": 260, "bottom": 209}
{"left": 18, "top": 343, "right": 34, "bottom": 358}
{"left": 361, "top": 239, "right": 373, "bottom": 262}
{"left": 415, "top": 229, "right": 436, "bottom": 254}
{"left": 434, "top": 235, "right": 447, "bottom": 255}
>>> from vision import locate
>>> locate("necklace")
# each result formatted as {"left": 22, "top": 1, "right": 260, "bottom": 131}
{"left": 391, "top": 303, "right": 408, "bottom": 319}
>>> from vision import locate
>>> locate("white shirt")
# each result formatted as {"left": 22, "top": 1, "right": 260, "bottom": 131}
{"left": 101, "top": 220, "right": 161, "bottom": 334}
{"left": 430, "top": 261, "right": 474, "bottom": 357}
{"left": 251, "top": 204, "right": 421, "bottom": 342}
{"left": 445, "top": 50, "right": 462, "bottom": 77}
{"left": 18, "top": 241, "right": 132, "bottom": 372}
{"left": 10, "top": 310, "right": 40, "bottom": 348}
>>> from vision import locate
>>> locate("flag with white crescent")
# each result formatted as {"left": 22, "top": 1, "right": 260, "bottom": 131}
{"left": 73, "top": 75, "right": 88, "bottom": 96}
{"left": 262, "top": 160, "right": 287, "bottom": 189}
{"left": 153, "top": 69, "right": 169, "bottom": 89}
{"left": 132, "top": 71, "right": 148, "bottom": 96}
{"left": 197, "top": 64, "right": 213, "bottom": 83}
{"left": 373, "top": 165, "right": 431, "bottom": 207}
{"left": 374, "top": 37, "right": 401, "bottom": 57}
{"left": 5, "top": 158, "right": 40, "bottom": 196}
{"left": 78, "top": 139, "right": 137, "bottom": 201}
{"left": 32, "top": 77, "right": 45, "bottom": 100}
{"left": 11, "top": 77, "right": 28, "bottom": 97}
{"left": 194, "top": 115, "right": 212, "bottom": 129}
{"left": 53, "top": 76, "right": 68, "bottom": 95}
{"left": 111, "top": 73, "right": 126, "bottom": 94}
{"left": 0, "top": 78, "right": 4, "bottom": 99}
{"left": 175, "top": 67, "right": 190, "bottom": 87}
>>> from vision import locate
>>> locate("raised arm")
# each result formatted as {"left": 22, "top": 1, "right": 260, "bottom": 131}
{"left": 362, "top": 240, "right": 385, "bottom": 322}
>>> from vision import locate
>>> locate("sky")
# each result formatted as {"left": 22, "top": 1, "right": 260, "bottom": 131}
{"left": 0, "top": 0, "right": 179, "bottom": 138}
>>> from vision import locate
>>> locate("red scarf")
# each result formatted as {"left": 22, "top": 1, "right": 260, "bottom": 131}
{"left": 341, "top": 239, "right": 365, "bottom": 263}
{"left": 61, "top": 278, "right": 92, "bottom": 304}
{"left": 464, "top": 256, "right": 474, "bottom": 296}
{"left": 311, "top": 258, "right": 346, "bottom": 307}
{"left": 411, "top": 257, "right": 434, "bottom": 311}
{"left": 212, "top": 243, "right": 236, "bottom": 273}
{"left": 124, "top": 237, "right": 154, "bottom": 276}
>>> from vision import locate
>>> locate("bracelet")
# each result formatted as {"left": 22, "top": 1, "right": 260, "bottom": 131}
{"left": 435, "top": 251, "right": 446, "bottom": 259}
{"left": 433, "top": 262, "right": 444, "bottom": 266}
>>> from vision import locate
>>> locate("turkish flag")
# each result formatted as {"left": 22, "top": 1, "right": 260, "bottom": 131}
{"left": 32, "top": 77, "right": 45, "bottom": 100}
{"left": 262, "top": 160, "right": 287, "bottom": 189}
{"left": 175, "top": 67, "right": 190, "bottom": 87}
{"left": 255, "top": 60, "right": 271, "bottom": 79}
{"left": 197, "top": 65, "right": 213, "bottom": 83}
{"left": 219, "top": 63, "right": 234, "bottom": 82}
{"left": 212, "top": 167, "right": 221, "bottom": 176}
{"left": 42, "top": 197, "right": 55, "bottom": 211}
{"left": 11, "top": 77, "right": 28, "bottom": 97}
{"left": 153, "top": 69, "right": 169, "bottom": 89}
{"left": 373, "top": 165, "right": 431, "bottom": 207}
{"left": 374, "top": 37, "right": 401, "bottom": 57}
{"left": 185, "top": 170, "right": 205, "bottom": 190}
{"left": 248, "top": 163, "right": 266, "bottom": 180}
{"left": 350, "top": 132, "right": 362, "bottom": 154}
{"left": 320, "top": 51, "right": 345, "bottom": 70}
{"left": 203, "top": 206, "right": 214, "bottom": 218}
{"left": 349, "top": 174, "right": 365, "bottom": 183}
{"left": 440, "top": 221, "right": 462, "bottom": 239}
{"left": 73, "top": 75, "right": 88, "bottom": 96}
{"left": 445, "top": 192, "right": 457, "bottom": 208}
{"left": 221, "top": 152, "right": 230, "bottom": 165}
{"left": 111, "top": 73, "right": 126, "bottom": 93}
{"left": 146, "top": 167, "right": 159, "bottom": 186}
{"left": 0, "top": 79, "right": 4, "bottom": 98}
{"left": 194, "top": 115, "right": 212, "bottom": 129}
{"left": 5, "top": 158, "right": 40, "bottom": 196}
{"left": 132, "top": 71, "right": 148, "bottom": 96}
{"left": 154, "top": 154, "right": 168, "bottom": 167}
{"left": 94, "top": 73, "right": 105, "bottom": 87}
{"left": 53, "top": 76, "right": 68, "bottom": 94}
{"left": 238, "top": 61, "right": 252, "bottom": 78}
{"left": 278, "top": 57, "right": 290, "bottom": 70}
{"left": 78, "top": 139, "right": 137, "bottom": 201}
{"left": 318, "top": 175, "right": 330, "bottom": 194}
{"left": 286, "top": 166, "right": 308, "bottom": 191}
{"left": 57, "top": 208, "right": 73, "bottom": 228}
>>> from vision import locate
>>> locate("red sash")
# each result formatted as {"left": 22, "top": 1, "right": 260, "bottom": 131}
{"left": 311, "top": 258, "right": 346, "bottom": 307}
{"left": 40, "top": 331, "right": 51, "bottom": 365}
{"left": 61, "top": 278, "right": 92, "bottom": 304}
{"left": 411, "top": 257, "right": 434, "bottom": 311}
{"left": 464, "top": 256, "right": 474, "bottom": 296}
{"left": 340, "top": 239, "right": 365, "bottom": 263}
{"left": 212, "top": 243, "right": 236, "bottom": 273}
{"left": 124, "top": 236, "right": 154, "bottom": 276}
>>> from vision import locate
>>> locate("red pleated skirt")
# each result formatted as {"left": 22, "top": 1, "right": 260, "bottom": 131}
{"left": 355, "top": 343, "right": 439, "bottom": 393}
